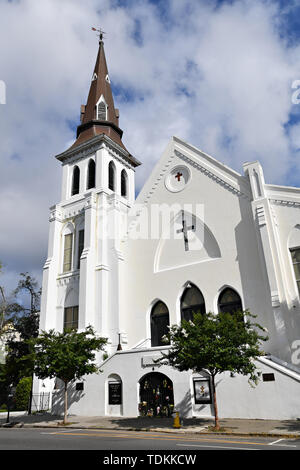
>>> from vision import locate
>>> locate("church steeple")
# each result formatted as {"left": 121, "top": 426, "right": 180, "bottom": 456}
{"left": 68, "top": 34, "right": 137, "bottom": 163}
{"left": 81, "top": 37, "right": 119, "bottom": 126}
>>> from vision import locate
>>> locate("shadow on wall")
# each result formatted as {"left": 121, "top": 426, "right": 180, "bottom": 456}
{"left": 174, "top": 390, "right": 192, "bottom": 418}
{"left": 234, "top": 196, "right": 299, "bottom": 363}
{"left": 51, "top": 381, "right": 85, "bottom": 416}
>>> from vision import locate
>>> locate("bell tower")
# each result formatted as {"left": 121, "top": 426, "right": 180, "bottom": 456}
{"left": 39, "top": 32, "right": 141, "bottom": 356}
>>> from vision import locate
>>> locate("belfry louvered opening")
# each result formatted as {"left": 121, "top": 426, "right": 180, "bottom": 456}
{"left": 97, "top": 101, "right": 107, "bottom": 120}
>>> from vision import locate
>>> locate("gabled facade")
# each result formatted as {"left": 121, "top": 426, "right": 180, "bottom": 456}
{"left": 34, "top": 39, "right": 300, "bottom": 420}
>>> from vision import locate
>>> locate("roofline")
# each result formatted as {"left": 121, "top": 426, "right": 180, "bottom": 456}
{"left": 173, "top": 136, "right": 243, "bottom": 180}
{"left": 55, "top": 133, "right": 142, "bottom": 168}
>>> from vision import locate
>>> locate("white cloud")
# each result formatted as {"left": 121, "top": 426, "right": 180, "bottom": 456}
{"left": 0, "top": 0, "right": 300, "bottom": 292}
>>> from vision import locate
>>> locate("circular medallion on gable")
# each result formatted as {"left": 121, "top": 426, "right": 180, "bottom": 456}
{"left": 165, "top": 165, "right": 191, "bottom": 193}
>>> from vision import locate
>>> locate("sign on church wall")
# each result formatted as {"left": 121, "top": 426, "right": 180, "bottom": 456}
{"left": 108, "top": 382, "right": 122, "bottom": 405}
{"left": 193, "top": 378, "right": 212, "bottom": 404}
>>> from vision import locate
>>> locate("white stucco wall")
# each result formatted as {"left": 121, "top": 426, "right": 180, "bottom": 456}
{"left": 51, "top": 349, "right": 300, "bottom": 420}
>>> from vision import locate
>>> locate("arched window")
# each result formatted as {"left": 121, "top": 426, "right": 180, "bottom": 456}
{"left": 71, "top": 165, "right": 80, "bottom": 196}
{"left": 218, "top": 288, "right": 243, "bottom": 314}
{"left": 62, "top": 224, "right": 74, "bottom": 273}
{"left": 97, "top": 100, "right": 107, "bottom": 120}
{"left": 108, "top": 161, "right": 116, "bottom": 191}
{"left": 290, "top": 248, "right": 300, "bottom": 295}
{"left": 181, "top": 284, "right": 205, "bottom": 322}
{"left": 288, "top": 226, "right": 300, "bottom": 296}
{"left": 150, "top": 301, "right": 170, "bottom": 347}
{"left": 87, "top": 159, "right": 96, "bottom": 190}
{"left": 121, "top": 169, "right": 128, "bottom": 198}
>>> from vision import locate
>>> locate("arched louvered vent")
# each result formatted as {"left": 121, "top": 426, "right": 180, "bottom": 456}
{"left": 97, "top": 101, "right": 107, "bottom": 120}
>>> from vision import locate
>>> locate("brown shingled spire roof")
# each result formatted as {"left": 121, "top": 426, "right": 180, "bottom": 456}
{"left": 68, "top": 37, "right": 136, "bottom": 161}
{"left": 82, "top": 39, "right": 118, "bottom": 126}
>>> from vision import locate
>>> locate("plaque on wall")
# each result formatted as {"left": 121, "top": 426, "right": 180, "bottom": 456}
{"left": 193, "top": 378, "right": 212, "bottom": 404}
{"left": 108, "top": 382, "right": 122, "bottom": 405}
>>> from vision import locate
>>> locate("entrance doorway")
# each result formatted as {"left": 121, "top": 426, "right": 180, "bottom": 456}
{"left": 139, "top": 372, "right": 174, "bottom": 417}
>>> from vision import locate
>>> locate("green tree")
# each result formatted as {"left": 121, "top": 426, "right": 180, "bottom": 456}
{"left": 160, "top": 310, "right": 268, "bottom": 430}
{"left": 31, "top": 326, "right": 107, "bottom": 424}
{"left": 0, "top": 261, "right": 5, "bottom": 331}
{"left": 3, "top": 273, "right": 40, "bottom": 385}
{"left": 0, "top": 273, "right": 40, "bottom": 410}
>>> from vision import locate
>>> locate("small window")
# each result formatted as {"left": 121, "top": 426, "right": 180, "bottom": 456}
{"left": 97, "top": 101, "right": 106, "bottom": 120}
{"left": 76, "top": 382, "right": 84, "bottom": 391}
{"left": 64, "top": 306, "right": 78, "bottom": 331}
{"left": 121, "top": 169, "right": 128, "bottom": 198}
{"left": 77, "top": 230, "right": 84, "bottom": 269}
{"left": 71, "top": 166, "right": 80, "bottom": 196}
{"left": 63, "top": 233, "right": 73, "bottom": 273}
{"left": 108, "top": 161, "right": 116, "bottom": 191}
{"left": 87, "top": 159, "right": 96, "bottom": 190}
{"left": 262, "top": 373, "right": 275, "bottom": 382}
{"left": 290, "top": 248, "right": 300, "bottom": 296}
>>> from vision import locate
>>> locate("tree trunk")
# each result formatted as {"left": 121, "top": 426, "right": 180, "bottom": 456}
{"left": 0, "top": 286, "right": 6, "bottom": 330}
{"left": 211, "top": 374, "right": 219, "bottom": 430}
{"left": 63, "top": 381, "right": 68, "bottom": 425}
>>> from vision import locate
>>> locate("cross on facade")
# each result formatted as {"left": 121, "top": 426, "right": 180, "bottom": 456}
{"left": 177, "top": 211, "right": 196, "bottom": 251}
{"left": 175, "top": 172, "right": 183, "bottom": 182}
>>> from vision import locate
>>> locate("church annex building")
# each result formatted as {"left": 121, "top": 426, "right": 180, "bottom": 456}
{"left": 33, "top": 37, "right": 300, "bottom": 420}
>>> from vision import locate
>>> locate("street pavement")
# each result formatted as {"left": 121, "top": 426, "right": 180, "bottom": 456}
{"left": 1, "top": 411, "right": 300, "bottom": 438}
{"left": 1, "top": 427, "right": 300, "bottom": 451}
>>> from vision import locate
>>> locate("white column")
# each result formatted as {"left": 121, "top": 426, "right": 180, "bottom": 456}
{"left": 78, "top": 193, "right": 97, "bottom": 329}
{"left": 40, "top": 205, "right": 63, "bottom": 331}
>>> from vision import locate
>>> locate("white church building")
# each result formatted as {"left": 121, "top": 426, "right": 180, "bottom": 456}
{"left": 33, "top": 37, "right": 300, "bottom": 420}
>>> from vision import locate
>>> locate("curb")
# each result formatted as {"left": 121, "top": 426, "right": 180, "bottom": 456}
{"left": 8, "top": 423, "right": 299, "bottom": 439}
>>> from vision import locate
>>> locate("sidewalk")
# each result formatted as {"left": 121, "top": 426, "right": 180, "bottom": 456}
{"left": 1, "top": 412, "right": 300, "bottom": 438}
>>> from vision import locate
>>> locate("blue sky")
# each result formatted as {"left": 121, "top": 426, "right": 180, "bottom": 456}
{"left": 1, "top": 0, "right": 300, "bottom": 298}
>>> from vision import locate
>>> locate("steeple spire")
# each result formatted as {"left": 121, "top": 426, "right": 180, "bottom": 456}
{"left": 68, "top": 32, "right": 138, "bottom": 163}
{"left": 81, "top": 35, "right": 119, "bottom": 126}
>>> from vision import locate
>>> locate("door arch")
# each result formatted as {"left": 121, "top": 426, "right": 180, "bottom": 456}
{"left": 139, "top": 372, "right": 174, "bottom": 417}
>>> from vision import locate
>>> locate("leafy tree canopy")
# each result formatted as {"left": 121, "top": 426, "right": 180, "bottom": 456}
{"left": 31, "top": 326, "right": 107, "bottom": 384}
{"left": 31, "top": 326, "right": 108, "bottom": 424}
{"left": 163, "top": 311, "right": 268, "bottom": 382}
{"left": 160, "top": 310, "right": 268, "bottom": 430}
{"left": 0, "top": 273, "right": 40, "bottom": 389}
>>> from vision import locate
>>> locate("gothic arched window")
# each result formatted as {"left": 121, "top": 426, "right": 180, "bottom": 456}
{"left": 150, "top": 301, "right": 170, "bottom": 347}
{"left": 87, "top": 159, "right": 96, "bottom": 190}
{"left": 180, "top": 284, "right": 205, "bottom": 322}
{"left": 71, "top": 165, "right": 80, "bottom": 196}
{"left": 121, "top": 169, "right": 128, "bottom": 198}
{"left": 218, "top": 288, "right": 243, "bottom": 314}
{"left": 108, "top": 161, "right": 116, "bottom": 191}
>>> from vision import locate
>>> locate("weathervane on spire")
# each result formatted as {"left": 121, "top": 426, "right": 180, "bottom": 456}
{"left": 91, "top": 27, "right": 106, "bottom": 43}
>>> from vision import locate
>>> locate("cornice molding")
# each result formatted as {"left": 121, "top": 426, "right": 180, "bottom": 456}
{"left": 175, "top": 150, "right": 250, "bottom": 200}
{"left": 55, "top": 134, "right": 140, "bottom": 169}
{"left": 57, "top": 271, "right": 80, "bottom": 287}
{"left": 270, "top": 198, "right": 300, "bottom": 208}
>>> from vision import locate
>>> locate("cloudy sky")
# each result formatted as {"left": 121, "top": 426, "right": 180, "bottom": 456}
{"left": 1, "top": 0, "right": 300, "bottom": 296}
